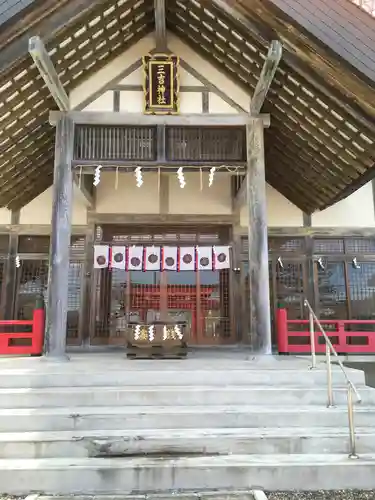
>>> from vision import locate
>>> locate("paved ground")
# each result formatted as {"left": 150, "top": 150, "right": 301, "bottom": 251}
{"left": 267, "top": 492, "right": 375, "bottom": 500}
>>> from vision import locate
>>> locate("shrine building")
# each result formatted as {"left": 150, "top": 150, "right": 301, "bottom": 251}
{"left": 0, "top": 0, "right": 374, "bottom": 357}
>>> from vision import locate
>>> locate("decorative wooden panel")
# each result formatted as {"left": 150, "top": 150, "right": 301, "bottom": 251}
{"left": 166, "top": 126, "right": 246, "bottom": 163}
{"left": 74, "top": 125, "right": 156, "bottom": 162}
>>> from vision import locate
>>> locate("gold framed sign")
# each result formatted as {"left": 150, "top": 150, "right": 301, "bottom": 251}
{"left": 142, "top": 53, "right": 180, "bottom": 114}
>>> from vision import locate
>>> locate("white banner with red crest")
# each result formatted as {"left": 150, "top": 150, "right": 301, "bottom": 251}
{"left": 94, "top": 245, "right": 231, "bottom": 271}
{"left": 162, "top": 246, "right": 178, "bottom": 271}
{"left": 111, "top": 246, "right": 126, "bottom": 269}
{"left": 213, "top": 246, "right": 231, "bottom": 270}
{"left": 127, "top": 246, "right": 144, "bottom": 271}
{"left": 144, "top": 246, "right": 161, "bottom": 271}
{"left": 94, "top": 245, "right": 109, "bottom": 268}
{"left": 197, "top": 246, "right": 213, "bottom": 271}
{"left": 179, "top": 246, "right": 196, "bottom": 271}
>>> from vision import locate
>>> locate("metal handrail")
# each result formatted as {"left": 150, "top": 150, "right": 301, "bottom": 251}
{"left": 303, "top": 299, "right": 361, "bottom": 459}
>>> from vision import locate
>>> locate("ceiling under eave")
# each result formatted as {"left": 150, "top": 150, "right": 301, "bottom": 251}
{"left": 0, "top": 0, "right": 374, "bottom": 213}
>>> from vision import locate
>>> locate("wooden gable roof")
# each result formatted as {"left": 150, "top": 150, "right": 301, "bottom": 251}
{"left": 0, "top": 0, "right": 374, "bottom": 212}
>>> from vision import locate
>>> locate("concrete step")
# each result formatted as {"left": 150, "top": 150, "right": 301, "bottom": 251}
{"left": 0, "top": 405, "right": 370, "bottom": 432}
{"left": 0, "top": 427, "right": 373, "bottom": 458}
{"left": 0, "top": 368, "right": 364, "bottom": 388}
{"left": 1, "top": 455, "right": 375, "bottom": 494}
{"left": 38, "top": 492, "right": 261, "bottom": 500}
{"left": 0, "top": 386, "right": 369, "bottom": 408}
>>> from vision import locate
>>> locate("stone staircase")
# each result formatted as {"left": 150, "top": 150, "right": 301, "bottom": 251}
{"left": 0, "top": 353, "right": 374, "bottom": 494}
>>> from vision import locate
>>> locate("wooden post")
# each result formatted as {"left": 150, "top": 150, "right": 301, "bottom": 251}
{"left": 3, "top": 211, "right": 19, "bottom": 319}
{"left": 246, "top": 118, "right": 272, "bottom": 354}
{"left": 44, "top": 114, "right": 74, "bottom": 359}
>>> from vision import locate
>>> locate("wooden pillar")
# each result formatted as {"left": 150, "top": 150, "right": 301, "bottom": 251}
{"left": 246, "top": 118, "right": 272, "bottom": 354}
{"left": 45, "top": 114, "right": 74, "bottom": 359}
{"left": 3, "top": 211, "right": 19, "bottom": 319}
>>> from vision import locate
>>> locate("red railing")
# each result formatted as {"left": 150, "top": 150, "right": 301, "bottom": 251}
{"left": 276, "top": 308, "right": 375, "bottom": 354}
{"left": 0, "top": 305, "right": 45, "bottom": 356}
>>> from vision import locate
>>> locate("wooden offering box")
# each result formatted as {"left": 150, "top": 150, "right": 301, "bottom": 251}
{"left": 126, "top": 320, "right": 187, "bottom": 359}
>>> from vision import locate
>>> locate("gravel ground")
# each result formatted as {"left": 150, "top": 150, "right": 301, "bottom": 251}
{"left": 266, "top": 492, "right": 375, "bottom": 500}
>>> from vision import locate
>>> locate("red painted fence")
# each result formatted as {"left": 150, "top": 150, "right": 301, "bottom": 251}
{"left": 0, "top": 305, "right": 45, "bottom": 356}
{"left": 276, "top": 308, "right": 375, "bottom": 354}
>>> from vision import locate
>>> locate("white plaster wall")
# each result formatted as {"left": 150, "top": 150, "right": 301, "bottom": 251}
{"left": 71, "top": 32, "right": 242, "bottom": 114}
{"left": 83, "top": 91, "right": 114, "bottom": 112}
{"left": 119, "top": 91, "right": 144, "bottom": 112}
{"left": 311, "top": 183, "right": 375, "bottom": 227}
{"left": 0, "top": 208, "right": 11, "bottom": 224}
{"left": 95, "top": 172, "right": 160, "bottom": 214}
{"left": 169, "top": 173, "right": 232, "bottom": 215}
{"left": 168, "top": 34, "right": 249, "bottom": 111}
{"left": 240, "top": 184, "right": 304, "bottom": 227}
{"left": 69, "top": 35, "right": 155, "bottom": 109}
{"left": 19, "top": 187, "right": 87, "bottom": 225}
{"left": 180, "top": 91, "right": 202, "bottom": 113}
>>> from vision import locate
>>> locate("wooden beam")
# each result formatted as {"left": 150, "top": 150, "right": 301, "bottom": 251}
{"left": 250, "top": 40, "right": 282, "bottom": 115}
{"left": 2, "top": 210, "right": 19, "bottom": 320}
{"left": 154, "top": 0, "right": 167, "bottom": 51}
{"left": 50, "top": 110, "right": 270, "bottom": 127}
{"left": 44, "top": 114, "right": 74, "bottom": 359}
{"left": 246, "top": 118, "right": 272, "bottom": 354}
{"left": 72, "top": 162, "right": 247, "bottom": 172}
{"left": 28, "top": 36, "right": 69, "bottom": 111}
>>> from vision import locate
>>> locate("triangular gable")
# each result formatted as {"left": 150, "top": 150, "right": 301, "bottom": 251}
{"left": 70, "top": 32, "right": 248, "bottom": 113}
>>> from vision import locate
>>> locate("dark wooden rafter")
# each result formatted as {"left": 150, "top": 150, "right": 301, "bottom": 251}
{"left": 218, "top": 0, "right": 375, "bottom": 121}
{"left": 0, "top": 0, "right": 154, "bottom": 209}
{"left": 0, "top": 0, "right": 105, "bottom": 73}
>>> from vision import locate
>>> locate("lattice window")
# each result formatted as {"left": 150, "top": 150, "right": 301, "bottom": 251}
{"left": 317, "top": 262, "right": 348, "bottom": 321}
{"left": 314, "top": 239, "right": 344, "bottom": 254}
{"left": 348, "top": 263, "right": 375, "bottom": 319}
{"left": 166, "top": 126, "right": 246, "bottom": 162}
{"left": 106, "top": 226, "right": 225, "bottom": 245}
{"left": 70, "top": 236, "right": 86, "bottom": 258}
{"left": 67, "top": 262, "right": 83, "bottom": 340}
{"left": 345, "top": 238, "right": 375, "bottom": 254}
{"left": 275, "top": 262, "right": 305, "bottom": 320}
{"left": 16, "top": 260, "right": 49, "bottom": 319}
{"left": 18, "top": 236, "right": 50, "bottom": 254}
{"left": 269, "top": 238, "right": 305, "bottom": 254}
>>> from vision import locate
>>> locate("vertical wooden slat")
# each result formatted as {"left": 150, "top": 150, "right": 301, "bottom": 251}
{"left": 303, "top": 213, "right": 315, "bottom": 312}
{"left": 45, "top": 115, "right": 74, "bottom": 359}
{"left": 202, "top": 90, "right": 209, "bottom": 113}
{"left": 113, "top": 90, "right": 120, "bottom": 112}
{"left": 78, "top": 220, "right": 96, "bottom": 346}
{"left": 3, "top": 210, "right": 19, "bottom": 320}
{"left": 246, "top": 118, "right": 272, "bottom": 353}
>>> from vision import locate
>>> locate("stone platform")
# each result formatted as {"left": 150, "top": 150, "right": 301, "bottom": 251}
{"left": 0, "top": 352, "right": 374, "bottom": 494}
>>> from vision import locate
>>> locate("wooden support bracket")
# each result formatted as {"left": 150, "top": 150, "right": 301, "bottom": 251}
{"left": 29, "top": 36, "right": 69, "bottom": 111}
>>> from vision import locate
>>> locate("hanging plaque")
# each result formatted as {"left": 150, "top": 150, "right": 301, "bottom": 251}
{"left": 142, "top": 53, "right": 179, "bottom": 114}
